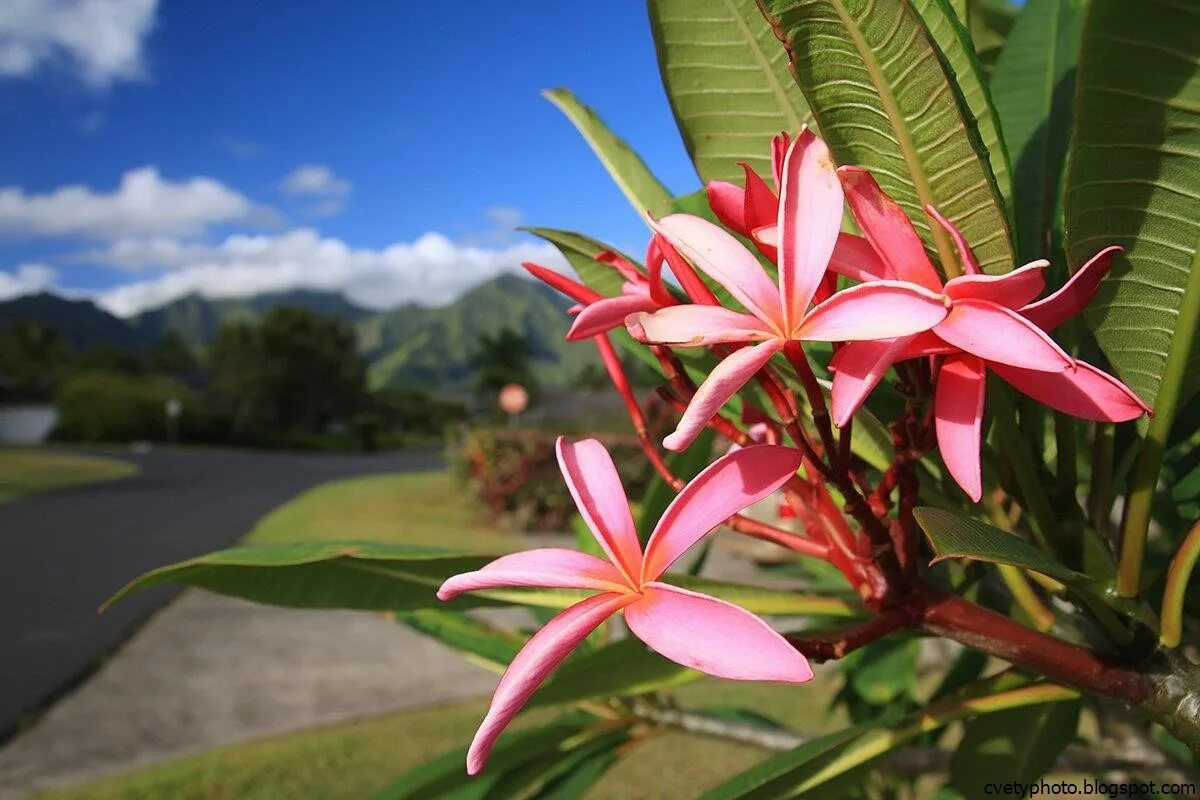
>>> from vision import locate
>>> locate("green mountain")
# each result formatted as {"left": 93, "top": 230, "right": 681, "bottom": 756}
{"left": 357, "top": 273, "right": 597, "bottom": 391}
{"left": 0, "top": 275, "right": 597, "bottom": 392}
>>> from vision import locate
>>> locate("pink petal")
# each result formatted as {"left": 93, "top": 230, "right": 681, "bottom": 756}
{"left": 595, "top": 250, "right": 643, "bottom": 284}
{"left": 925, "top": 204, "right": 981, "bottom": 276}
{"left": 1020, "top": 246, "right": 1121, "bottom": 332}
{"left": 778, "top": 130, "right": 845, "bottom": 329}
{"left": 523, "top": 262, "right": 601, "bottom": 305}
{"left": 829, "top": 336, "right": 915, "bottom": 427}
{"left": 625, "top": 582, "right": 813, "bottom": 682}
{"left": 943, "top": 260, "right": 1049, "bottom": 309}
{"left": 839, "top": 167, "right": 942, "bottom": 291}
{"left": 663, "top": 339, "right": 784, "bottom": 453}
{"left": 771, "top": 131, "right": 790, "bottom": 189}
{"left": 935, "top": 355, "right": 987, "bottom": 502}
{"left": 741, "top": 162, "right": 780, "bottom": 231}
{"left": 829, "top": 232, "right": 888, "bottom": 283}
{"left": 655, "top": 234, "right": 721, "bottom": 306}
{"left": 992, "top": 360, "right": 1151, "bottom": 422}
{"left": 566, "top": 293, "right": 660, "bottom": 341}
{"left": 935, "top": 298, "right": 1073, "bottom": 372}
{"left": 642, "top": 444, "right": 803, "bottom": 580}
{"left": 797, "top": 281, "right": 949, "bottom": 342}
{"left": 648, "top": 213, "right": 783, "bottom": 326}
{"left": 706, "top": 180, "right": 747, "bottom": 234}
{"left": 466, "top": 591, "right": 636, "bottom": 774}
{"left": 556, "top": 438, "right": 643, "bottom": 581}
{"left": 437, "top": 548, "right": 631, "bottom": 600}
{"left": 626, "top": 305, "right": 774, "bottom": 347}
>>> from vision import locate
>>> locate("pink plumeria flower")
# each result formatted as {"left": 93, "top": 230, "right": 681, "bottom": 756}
{"left": 438, "top": 437, "right": 812, "bottom": 774}
{"left": 828, "top": 174, "right": 1150, "bottom": 500}
{"left": 626, "top": 129, "right": 950, "bottom": 452}
{"left": 524, "top": 237, "right": 715, "bottom": 341}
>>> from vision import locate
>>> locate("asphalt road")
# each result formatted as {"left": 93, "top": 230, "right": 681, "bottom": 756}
{"left": 0, "top": 445, "right": 443, "bottom": 740}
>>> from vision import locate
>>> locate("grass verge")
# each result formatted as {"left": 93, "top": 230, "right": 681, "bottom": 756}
{"left": 0, "top": 447, "right": 138, "bottom": 504}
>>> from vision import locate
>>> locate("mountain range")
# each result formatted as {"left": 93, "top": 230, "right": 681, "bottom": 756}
{"left": 0, "top": 274, "right": 598, "bottom": 392}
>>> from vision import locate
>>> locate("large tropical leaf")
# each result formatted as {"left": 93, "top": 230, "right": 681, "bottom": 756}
{"left": 965, "top": 0, "right": 1019, "bottom": 72}
{"left": 1063, "top": 0, "right": 1200, "bottom": 411}
{"left": 647, "top": 0, "right": 814, "bottom": 184}
{"left": 542, "top": 88, "right": 675, "bottom": 218}
{"left": 758, "top": 0, "right": 1016, "bottom": 277}
{"left": 911, "top": 0, "right": 1013, "bottom": 214}
{"left": 530, "top": 637, "right": 701, "bottom": 707}
{"left": 990, "top": 0, "right": 1084, "bottom": 268}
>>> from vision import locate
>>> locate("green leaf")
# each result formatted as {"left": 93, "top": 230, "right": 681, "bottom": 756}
{"left": 700, "top": 724, "right": 873, "bottom": 800}
{"left": 758, "top": 0, "right": 1015, "bottom": 277}
{"left": 542, "top": 88, "right": 674, "bottom": 218}
{"left": 531, "top": 738, "right": 623, "bottom": 799}
{"left": 637, "top": 428, "right": 715, "bottom": 543}
{"left": 647, "top": 0, "right": 814, "bottom": 184}
{"left": 847, "top": 638, "right": 921, "bottom": 704}
{"left": 531, "top": 636, "right": 700, "bottom": 708}
{"left": 914, "top": 507, "right": 1088, "bottom": 583}
{"left": 104, "top": 541, "right": 498, "bottom": 613}
{"left": 990, "top": 0, "right": 1084, "bottom": 267}
{"left": 950, "top": 700, "right": 1081, "bottom": 798}
{"left": 1063, "top": 0, "right": 1200, "bottom": 412}
{"left": 911, "top": 0, "right": 1013, "bottom": 213}
{"left": 397, "top": 609, "right": 525, "bottom": 671}
{"left": 665, "top": 574, "right": 863, "bottom": 617}
{"left": 369, "top": 714, "right": 597, "bottom": 800}
{"left": 484, "top": 730, "right": 628, "bottom": 800}
{"left": 966, "top": 0, "right": 1019, "bottom": 72}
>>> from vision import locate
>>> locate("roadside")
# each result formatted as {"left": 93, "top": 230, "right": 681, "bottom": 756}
{"left": 0, "top": 447, "right": 137, "bottom": 504}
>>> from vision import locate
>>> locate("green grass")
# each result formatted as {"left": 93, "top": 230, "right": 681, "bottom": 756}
{"left": 43, "top": 469, "right": 844, "bottom": 799}
{"left": 0, "top": 447, "right": 137, "bottom": 503}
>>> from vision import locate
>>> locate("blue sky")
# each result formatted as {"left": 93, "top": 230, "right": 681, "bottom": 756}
{"left": 0, "top": 1, "right": 701, "bottom": 315}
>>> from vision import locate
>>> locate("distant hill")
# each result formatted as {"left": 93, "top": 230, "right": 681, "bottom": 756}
{"left": 0, "top": 275, "right": 596, "bottom": 392}
{"left": 357, "top": 273, "right": 597, "bottom": 391}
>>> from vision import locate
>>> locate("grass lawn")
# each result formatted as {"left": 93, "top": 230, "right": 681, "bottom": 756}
{"left": 0, "top": 447, "right": 138, "bottom": 504}
{"left": 40, "top": 469, "right": 844, "bottom": 799}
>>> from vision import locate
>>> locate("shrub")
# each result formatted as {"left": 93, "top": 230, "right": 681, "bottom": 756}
{"left": 452, "top": 427, "right": 652, "bottom": 532}
{"left": 53, "top": 371, "right": 208, "bottom": 443}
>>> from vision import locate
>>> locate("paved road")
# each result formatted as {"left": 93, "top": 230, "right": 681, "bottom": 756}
{"left": 0, "top": 446, "right": 443, "bottom": 740}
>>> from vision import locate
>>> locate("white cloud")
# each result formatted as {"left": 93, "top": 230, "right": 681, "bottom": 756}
{"left": 88, "top": 228, "right": 567, "bottom": 317}
{"left": 0, "top": 167, "right": 265, "bottom": 239}
{"left": 0, "top": 0, "right": 157, "bottom": 88}
{"left": 280, "top": 164, "right": 351, "bottom": 197}
{"left": 0, "top": 262, "right": 57, "bottom": 300}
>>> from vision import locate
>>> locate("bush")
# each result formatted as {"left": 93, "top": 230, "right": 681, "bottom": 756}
{"left": 53, "top": 371, "right": 208, "bottom": 443}
{"left": 452, "top": 427, "right": 652, "bottom": 532}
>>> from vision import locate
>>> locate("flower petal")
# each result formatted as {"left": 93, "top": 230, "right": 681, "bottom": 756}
{"left": 943, "top": 260, "right": 1049, "bottom": 309}
{"left": 1020, "top": 246, "right": 1121, "bottom": 332}
{"left": 706, "top": 180, "right": 747, "bottom": 234}
{"left": 466, "top": 591, "right": 636, "bottom": 774}
{"left": 556, "top": 437, "right": 643, "bottom": 581}
{"left": 779, "top": 130, "right": 845, "bottom": 329}
{"left": 935, "top": 298, "right": 1073, "bottom": 372}
{"left": 992, "top": 360, "right": 1151, "bottom": 422}
{"left": 925, "top": 204, "right": 981, "bottom": 276}
{"left": 935, "top": 355, "right": 987, "bottom": 502}
{"left": 523, "top": 261, "right": 601, "bottom": 304}
{"left": 771, "top": 131, "right": 790, "bottom": 189}
{"left": 839, "top": 167, "right": 942, "bottom": 291}
{"left": 567, "top": 293, "right": 661, "bottom": 341}
{"left": 626, "top": 305, "right": 775, "bottom": 346}
{"left": 655, "top": 234, "right": 721, "bottom": 306}
{"left": 642, "top": 444, "right": 802, "bottom": 580}
{"left": 648, "top": 213, "right": 783, "bottom": 325}
{"left": 663, "top": 339, "right": 784, "bottom": 453}
{"left": 625, "top": 582, "right": 813, "bottom": 682}
{"left": 741, "top": 161, "right": 780, "bottom": 231}
{"left": 829, "top": 232, "right": 888, "bottom": 283}
{"left": 797, "top": 281, "right": 949, "bottom": 342}
{"left": 829, "top": 336, "right": 914, "bottom": 427}
{"left": 438, "top": 548, "right": 632, "bottom": 600}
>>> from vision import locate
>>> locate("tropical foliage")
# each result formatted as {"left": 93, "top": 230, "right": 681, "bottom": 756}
{"left": 110, "top": 0, "right": 1200, "bottom": 796}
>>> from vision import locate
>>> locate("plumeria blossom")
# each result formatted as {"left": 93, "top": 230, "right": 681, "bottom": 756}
{"left": 627, "top": 129, "right": 950, "bottom": 452}
{"left": 438, "top": 437, "right": 812, "bottom": 774}
{"left": 827, "top": 172, "right": 1150, "bottom": 500}
{"left": 523, "top": 236, "right": 715, "bottom": 341}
